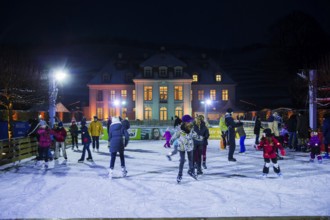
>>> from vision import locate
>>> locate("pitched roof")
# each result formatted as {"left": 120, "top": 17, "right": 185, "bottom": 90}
{"left": 140, "top": 53, "right": 187, "bottom": 67}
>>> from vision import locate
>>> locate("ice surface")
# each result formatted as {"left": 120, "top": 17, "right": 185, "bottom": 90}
{"left": 1, "top": 139, "right": 330, "bottom": 218}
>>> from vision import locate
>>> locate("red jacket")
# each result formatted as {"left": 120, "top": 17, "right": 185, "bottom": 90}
{"left": 52, "top": 128, "right": 67, "bottom": 142}
{"left": 257, "top": 136, "right": 285, "bottom": 159}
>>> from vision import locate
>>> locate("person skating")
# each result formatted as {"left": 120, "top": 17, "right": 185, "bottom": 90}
{"left": 170, "top": 114, "right": 204, "bottom": 183}
{"left": 225, "top": 108, "right": 243, "bottom": 162}
{"left": 53, "top": 122, "right": 68, "bottom": 161}
{"left": 35, "top": 120, "right": 52, "bottom": 169}
{"left": 308, "top": 131, "right": 322, "bottom": 163}
{"left": 219, "top": 114, "right": 228, "bottom": 149}
{"left": 253, "top": 115, "right": 263, "bottom": 146}
{"left": 108, "top": 117, "right": 129, "bottom": 178}
{"left": 78, "top": 120, "right": 93, "bottom": 163}
{"left": 69, "top": 120, "right": 79, "bottom": 150}
{"left": 236, "top": 121, "right": 246, "bottom": 153}
{"left": 257, "top": 128, "right": 286, "bottom": 177}
{"left": 163, "top": 127, "right": 172, "bottom": 148}
{"left": 322, "top": 113, "right": 330, "bottom": 159}
{"left": 193, "top": 115, "right": 209, "bottom": 175}
{"left": 88, "top": 116, "right": 103, "bottom": 152}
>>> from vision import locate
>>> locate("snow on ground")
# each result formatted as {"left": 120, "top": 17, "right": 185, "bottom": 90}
{"left": 0, "top": 138, "right": 330, "bottom": 219}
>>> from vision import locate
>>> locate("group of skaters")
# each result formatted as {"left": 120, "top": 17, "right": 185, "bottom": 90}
{"left": 27, "top": 108, "right": 330, "bottom": 182}
{"left": 28, "top": 115, "right": 130, "bottom": 178}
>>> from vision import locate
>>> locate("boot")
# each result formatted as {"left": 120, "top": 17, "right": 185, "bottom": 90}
{"left": 177, "top": 175, "right": 182, "bottom": 183}
{"left": 202, "top": 161, "right": 207, "bottom": 169}
{"left": 187, "top": 170, "right": 197, "bottom": 180}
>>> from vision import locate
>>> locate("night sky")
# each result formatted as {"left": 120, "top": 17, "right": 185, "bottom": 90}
{"left": 1, "top": 0, "right": 330, "bottom": 109}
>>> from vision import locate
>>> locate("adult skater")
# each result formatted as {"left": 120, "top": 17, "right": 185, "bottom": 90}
{"left": 225, "top": 108, "right": 243, "bottom": 162}
{"left": 170, "top": 114, "right": 204, "bottom": 183}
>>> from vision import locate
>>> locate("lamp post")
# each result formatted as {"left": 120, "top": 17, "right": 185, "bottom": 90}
{"left": 49, "top": 69, "right": 67, "bottom": 128}
{"left": 201, "top": 99, "right": 212, "bottom": 123}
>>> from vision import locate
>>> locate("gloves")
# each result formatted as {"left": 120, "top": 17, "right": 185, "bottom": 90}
{"left": 280, "top": 149, "right": 286, "bottom": 156}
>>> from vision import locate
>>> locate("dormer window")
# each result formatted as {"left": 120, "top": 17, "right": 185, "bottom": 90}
{"left": 192, "top": 73, "right": 198, "bottom": 82}
{"left": 216, "top": 73, "right": 222, "bottom": 82}
{"left": 159, "top": 66, "right": 168, "bottom": 78}
{"left": 174, "top": 66, "right": 183, "bottom": 77}
{"left": 144, "top": 66, "right": 152, "bottom": 78}
{"left": 102, "top": 73, "right": 110, "bottom": 82}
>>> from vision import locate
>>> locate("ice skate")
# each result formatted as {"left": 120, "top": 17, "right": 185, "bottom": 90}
{"left": 44, "top": 162, "right": 49, "bottom": 169}
{"left": 108, "top": 168, "right": 113, "bottom": 179}
{"left": 122, "top": 167, "right": 128, "bottom": 177}
{"left": 277, "top": 172, "right": 283, "bottom": 178}
{"left": 187, "top": 170, "right": 198, "bottom": 180}
{"left": 202, "top": 161, "right": 207, "bottom": 169}
{"left": 177, "top": 175, "right": 182, "bottom": 183}
{"left": 78, "top": 159, "right": 84, "bottom": 163}
{"left": 166, "top": 155, "right": 172, "bottom": 161}
{"left": 197, "top": 169, "right": 203, "bottom": 175}
{"left": 86, "top": 158, "right": 93, "bottom": 162}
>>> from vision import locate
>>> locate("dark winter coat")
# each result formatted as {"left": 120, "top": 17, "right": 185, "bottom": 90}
{"left": 286, "top": 115, "right": 297, "bottom": 132}
{"left": 297, "top": 114, "right": 309, "bottom": 139}
{"left": 109, "top": 121, "right": 126, "bottom": 153}
{"left": 121, "top": 119, "right": 130, "bottom": 146}
{"left": 80, "top": 125, "right": 91, "bottom": 144}
{"left": 258, "top": 136, "right": 285, "bottom": 159}
{"left": 69, "top": 124, "right": 79, "bottom": 136}
{"left": 193, "top": 121, "right": 210, "bottom": 146}
{"left": 225, "top": 113, "right": 243, "bottom": 147}
{"left": 236, "top": 124, "right": 246, "bottom": 137}
{"left": 254, "top": 118, "right": 263, "bottom": 135}
{"left": 322, "top": 117, "right": 330, "bottom": 145}
{"left": 174, "top": 117, "right": 182, "bottom": 128}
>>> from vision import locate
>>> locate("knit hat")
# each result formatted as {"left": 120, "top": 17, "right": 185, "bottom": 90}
{"left": 58, "top": 122, "right": 63, "bottom": 127}
{"left": 111, "top": 116, "right": 121, "bottom": 124}
{"left": 263, "top": 128, "right": 272, "bottom": 137}
{"left": 226, "top": 108, "right": 233, "bottom": 113}
{"left": 93, "top": 116, "right": 98, "bottom": 119}
{"left": 182, "top": 114, "right": 194, "bottom": 123}
{"left": 81, "top": 120, "right": 86, "bottom": 126}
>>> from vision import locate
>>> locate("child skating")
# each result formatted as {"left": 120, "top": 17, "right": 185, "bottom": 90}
{"left": 163, "top": 127, "right": 171, "bottom": 148}
{"left": 257, "top": 128, "right": 286, "bottom": 177}
{"left": 308, "top": 131, "right": 322, "bottom": 163}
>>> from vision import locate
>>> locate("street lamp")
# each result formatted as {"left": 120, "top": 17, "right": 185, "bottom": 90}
{"left": 113, "top": 99, "right": 126, "bottom": 118}
{"left": 49, "top": 69, "right": 67, "bottom": 128}
{"left": 201, "top": 99, "right": 212, "bottom": 123}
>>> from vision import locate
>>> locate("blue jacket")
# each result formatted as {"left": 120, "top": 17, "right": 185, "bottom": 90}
{"left": 323, "top": 117, "right": 330, "bottom": 145}
{"left": 109, "top": 122, "right": 125, "bottom": 152}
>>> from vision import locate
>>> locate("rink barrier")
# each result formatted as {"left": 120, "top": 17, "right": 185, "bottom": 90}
{"left": 0, "top": 137, "right": 38, "bottom": 166}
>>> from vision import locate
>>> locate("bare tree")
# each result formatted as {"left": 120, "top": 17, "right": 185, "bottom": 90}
{"left": 0, "top": 47, "right": 47, "bottom": 139}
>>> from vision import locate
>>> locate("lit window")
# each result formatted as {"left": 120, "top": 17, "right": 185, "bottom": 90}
{"left": 198, "top": 90, "right": 204, "bottom": 101}
{"left": 160, "top": 107, "right": 167, "bottom": 120}
{"left": 110, "top": 90, "right": 115, "bottom": 101}
{"left": 144, "top": 67, "right": 152, "bottom": 77}
{"left": 174, "top": 86, "right": 183, "bottom": 100}
{"left": 97, "top": 90, "right": 103, "bottom": 101}
{"left": 109, "top": 108, "right": 116, "bottom": 117}
{"left": 216, "top": 74, "right": 222, "bottom": 82}
{"left": 144, "top": 86, "right": 153, "bottom": 101}
{"left": 175, "top": 107, "right": 183, "bottom": 119}
{"left": 159, "top": 86, "right": 168, "bottom": 102}
{"left": 132, "top": 90, "right": 136, "bottom": 101}
{"left": 192, "top": 74, "right": 198, "bottom": 82}
{"left": 144, "top": 107, "right": 152, "bottom": 120}
{"left": 210, "top": 90, "right": 216, "bottom": 100}
{"left": 97, "top": 107, "right": 103, "bottom": 119}
{"left": 159, "top": 66, "right": 167, "bottom": 77}
{"left": 222, "top": 89, "right": 229, "bottom": 101}
{"left": 121, "top": 90, "right": 127, "bottom": 100}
